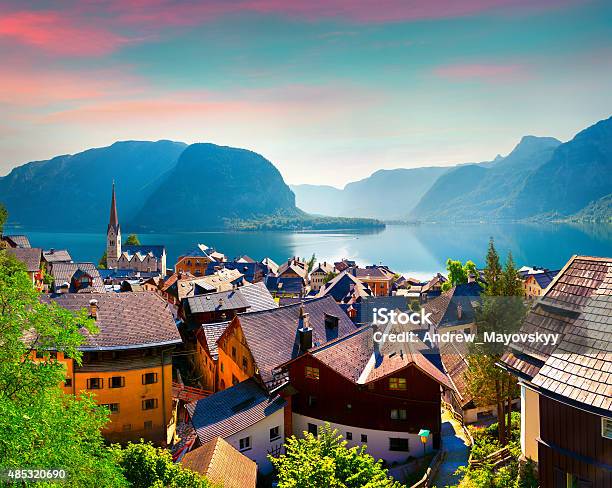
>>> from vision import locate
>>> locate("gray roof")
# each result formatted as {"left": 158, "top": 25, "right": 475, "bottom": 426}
{"left": 42, "top": 249, "right": 73, "bottom": 264}
{"left": 49, "top": 262, "right": 105, "bottom": 293}
{"left": 187, "top": 378, "right": 286, "bottom": 445}
{"left": 3, "top": 235, "right": 31, "bottom": 248}
{"left": 187, "top": 289, "right": 250, "bottom": 314}
{"left": 236, "top": 282, "right": 278, "bottom": 312}
{"left": 42, "top": 292, "right": 182, "bottom": 350}
{"left": 5, "top": 247, "right": 41, "bottom": 272}
{"left": 235, "top": 296, "right": 356, "bottom": 390}
{"left": 123, "top": 244, "right": 166, "bottom": 259}
{"left": 202, "top": 321, "right": 230, "bottom": 360}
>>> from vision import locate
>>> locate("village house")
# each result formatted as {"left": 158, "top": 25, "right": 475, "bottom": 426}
{"left": 41, "top": 292, "right": 182, "bottom": 444}
{"left": 180, "top": 436, "right": 257, "bottom": 488}
{"left": 420, "top": 273, "right": 448, "bottom": 300}
{"left": 316, "top": 270, "right": 373, "bottom": 321}
{"left": 265, "top": 274, "right": 307, "bottom": 299}
{"left": 309, "top": 261, "right": 335, "bottom": 292}
{"left": 349, "top": 265, "right": 394, "bottom": 296}
{"left": 277, "top": 257, "right": 309, "bottom": 281}
{"left": 520, "top": 268, "right": 560, "bottom": 298}
{"left": 175, "top": 244, "right": 226, "bottom": 276}
{"left": 334, "top": 259, "right": 356, "bottom": 272}
{"left": 185, "top": 282, "right": 278, "bottom": 391}
{"left": 159, "top": 269, "right": 244, "bottom": 306}
{"left": 48, "top": 262, "right": 105, "bottom": 294}
{"left": 205, "top": 259, "right": 269, "bottom": 284}
{"left": 106, "top": 183, "right": 167, "bottom": 275}
{"left": 5, "top": 247, "right": 42, "bottom": 288}
{"left": 279, "top": 321, "right": 451, "bottom": 463}
{"left": 1, "top": 234, "right": 31, "bottom": 249}
{"left": 501, "top": 255, "right": 612, "bottom": 487}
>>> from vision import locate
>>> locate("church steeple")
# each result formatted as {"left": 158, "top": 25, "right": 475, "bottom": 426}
{"left": 106, "top": 181, "right": 121, "bottom": 269}
{"left": 108, "top": 181, "right": 119, "bottom": 232}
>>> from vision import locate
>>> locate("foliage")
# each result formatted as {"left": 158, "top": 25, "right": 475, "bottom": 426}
{"left": 0, "top": 250, "right": 126, "bottom": 487}
{"left": 126, "top": 234, "right": 141, "bottom": 245}
{"left": 306, "top": 253, "right": 317, "bottom": 273}
{"left": 441, "top": 259, "right": 479, "bottom": 291}
{"left": 111, "top": 441, "right": 213, "bottom": 488}
{"left": 225, "top": 214, "right": 385, "bottom": 231}
{"left": 270, "top": 424, "right": 402, "bottom": 488}
{"left": 0, "top": 203, "right": 7, "bottom": 234}
{"left": 99, "top": 250, "right": 108, "bottom": 269}
{"left": 323, "top": 271, "right": 338, "bottom": 284}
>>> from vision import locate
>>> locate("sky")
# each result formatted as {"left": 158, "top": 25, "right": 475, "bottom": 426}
{"left": 1, "top": 0, "right": 611, "bottom": 187}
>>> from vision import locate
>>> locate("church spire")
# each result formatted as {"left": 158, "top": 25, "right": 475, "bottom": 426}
{"left": 108, "top": 181, "right": 119, "bottom": 230}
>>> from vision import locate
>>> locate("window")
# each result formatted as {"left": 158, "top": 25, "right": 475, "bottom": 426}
{"left": 270, "top": 426, "right": 280, "bottom": 441}
{"left": 142, "top": 372, "right": 158, "bottom": 385}
{"left": 307, "top": 423, "right": 318, "bottom": 435}
{"left": 232, "top": 374, "right": 239, "bottom": 386}
{"left": 87, "top": 377, "right": 103, "bottom": 389}
{"left": 64, "top": 378, "right": 72, "bottom": 387}
{"left": 239, "top": 436, "right": 251, "bottom": 451}
{"left": 390, "top": 409, "right": 407, "bottom": 420}
{"left": 367, "top": 383, "right": 375, "bottom": 391}
{"left": 388, "top": 377, "right": 407, "bottom": 390}
{"left": 305, "top": 366, "right": 320, "bottom": 380}
{"left": 36, "top": 351, "right": 44, "bottom": 359}
{"left": 109, "top": 376, "right": 125, "bottom": 388}
{"left": 142, "top": 398, "right": 158, "bottom": 410}
{"left": 144, "top": 421, "right": 153, "bottom": 430}
{"left": 308, "top": 395, "right": 317, "bottom": 407}
{"left": 242, "top": 356, "right": 248, "bottom": 371}
{"left": 102, "top": 403, "right": 120, "bottom": 414}
{"left": 602, "top": 417, "right": 612, "bottom": 439}
{"left": 232, "top": 346, "right": 237, "bottom": 359}
{"left": 220, "top": 362, "right": 224, "bottom": 373}
{"left": 389, "top": 438, "right": 410, "bottom": 452}
{"left": 123, "top": 424, "right": 131, "bottom": 432}
{"left": 346, "top": 432, "right": 353, "bottom": 440}
{"left": 49, "top": 351, "right": 57, "bottom": 359}
{"left": 346, "top": 403, "right": 352, "bottom": 411}
{"left": 361, "top": 434, "right": 368, "bottom": 443}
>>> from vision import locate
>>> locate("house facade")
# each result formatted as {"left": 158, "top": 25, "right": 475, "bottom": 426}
{"left": 501, "top": 255, "right": 612, "bottom": 487}
{"left": 42, "top": 292, "right": 182, "bottom": 444}
{"left": 309, "top": 261, "right": 335, "bottom": 292}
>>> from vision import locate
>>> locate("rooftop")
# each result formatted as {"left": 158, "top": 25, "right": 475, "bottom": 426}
{"left": 5, "top": 247, "right": 41, "bottom": 272}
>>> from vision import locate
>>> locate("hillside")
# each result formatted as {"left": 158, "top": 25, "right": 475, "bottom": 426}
{"left": 411, "top": 136, "right": 562, "bottom": 221}
{"left": 292, "top": 166, "right": 448, "bottom": 219}
{"left": 0, "top": 140, "right": 186, "bottom": 231}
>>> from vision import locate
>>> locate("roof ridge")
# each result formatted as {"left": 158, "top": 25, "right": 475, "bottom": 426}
{"left": 239, "top": 294, "right": 332, "bottom": 316}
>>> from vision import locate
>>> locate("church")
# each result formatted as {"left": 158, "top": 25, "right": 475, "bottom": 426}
{"left": 106, "top": 183, "right": 167, "bottom": 276}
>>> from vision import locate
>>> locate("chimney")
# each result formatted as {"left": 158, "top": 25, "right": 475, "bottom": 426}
{"left": 324, "top": 313, "right": 339, "bottom": 329}
{"left": 218, "top": 297, "right": 224, "bottom": 308}
{"left": 457, "top": 303, "right": 463, "bottom": 320}
{"left": 297, "top": 305, "right": 312, "bottom": 351}
{"left": 89, "top": 299, "right": 98, "bottom": 320}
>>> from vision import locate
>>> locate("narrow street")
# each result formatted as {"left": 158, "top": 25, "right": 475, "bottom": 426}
{"left": 432, "top": 410, "right": 470, "bottom": 487}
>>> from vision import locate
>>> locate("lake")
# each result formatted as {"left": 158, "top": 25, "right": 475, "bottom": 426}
{"left": 4, "top": 223, "right": 611, "bottom": 280}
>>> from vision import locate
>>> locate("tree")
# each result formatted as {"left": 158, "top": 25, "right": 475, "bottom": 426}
{"left": 464, "top": 240, "right": 523, "bottom": 445}
{"left": 126, "top": 234, "right": 141, "bottom": 246}
{"left": 441, "top": 258, "right": 479, "bottom": 291}
{"left": 111, "top": 441, "right": 213, "bottom": 488}
{"left": 306, "top": 253, "right": 317, "bottom": 273}
{"left": 0, "top": 250, "right": 126, "bottom": 486}
{"left": 0, "top": 203, "right": 7, "bottom": 236}
{"left": 270, "top": 424, "right": 402, "bottom": 487}
{"left": 99, "top": 250, "right": 108, "bottom": 269}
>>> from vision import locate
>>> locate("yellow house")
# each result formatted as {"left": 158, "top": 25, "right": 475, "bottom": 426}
{"left": 42, "top": 292, "right": 182, "bottom": 444}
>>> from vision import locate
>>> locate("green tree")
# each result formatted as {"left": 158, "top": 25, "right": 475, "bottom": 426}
{"left": 0, "top": 251, "right": 126, "bottom": 487}
{"left": 99, "top": 250, "right": 108, "bottom": 269}
{"left": 0, "top": 203, "right": 7, "bottom": 235}
{"left": 306, "top": 253, "right": 317, "bottom": 273}
{"left": 126, "top": 234, "right": 141, "bottom": 246}
{"left": 441, "top": 258, "right": 479, "bottom": 291}
{"left": 270, "top": 424, "right": 402, "bottom": 487}
{"left": 465, "top": 240, "right": 523, "bottom": 445}
{"left": 111, "top": 441, "right": 213, "bottom": 488}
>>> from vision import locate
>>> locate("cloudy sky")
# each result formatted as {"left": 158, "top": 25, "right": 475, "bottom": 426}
{"left": 1, "top": 0, "right": 611, "bottom": 186}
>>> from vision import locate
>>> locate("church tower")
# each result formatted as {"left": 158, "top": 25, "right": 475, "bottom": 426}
{"left": 106, "top": 182, "right": 121, "bottom": 269}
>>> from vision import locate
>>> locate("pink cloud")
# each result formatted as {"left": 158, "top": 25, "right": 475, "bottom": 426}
{"left": 433, "top": 63, "right": 530, "bottom": 82}
{"left": 0, "top": 10, "right": 128, "bottom": 56}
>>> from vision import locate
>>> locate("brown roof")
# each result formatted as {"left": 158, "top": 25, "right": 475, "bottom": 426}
{"left": 228, "top": 296, "right": 356, "bottom": 390}
{"left": 42, "top": 292, "right": 182, "bottom": 350}
{"left": 502, "top": 255, "right": 612, "bottom": 413}
{"left": 438, "top": 339, "right": 473, "bottom": 408}
{"left": 3, "top": 235, "right": 32, "bottom": 248}
{"left": 308, "top": 323, "right": 452, "bottom": 389}
{"left": 42, "top": 249, "right": 73, "bottom": 264}
{"left": 49, "top": 262, "right": 105, "bottom": 293}
{"left": 5, "top": 247, "right": 41, "bottom": 272}
{"left": 181, "top": 437, "right": 257, "bottom": 488}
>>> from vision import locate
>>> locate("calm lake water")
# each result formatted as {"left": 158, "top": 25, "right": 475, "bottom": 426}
{"left": 5, "top": 223, "right": 611, "bottom": 280}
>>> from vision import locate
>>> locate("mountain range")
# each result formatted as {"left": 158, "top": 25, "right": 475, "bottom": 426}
{"left": 293, "top": 116, "right": 612, "bottom": 222}
{"left": 1, "top": 116, "right": 610, "bottom": 231}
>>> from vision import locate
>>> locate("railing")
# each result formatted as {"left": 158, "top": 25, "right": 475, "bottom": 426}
{"left": 171, "top": 382, "right": 213, "bottom": 402}
{"left": 409, "top": 450, "right": 446, "bottom": 488}
{"left": 468, "top": 447, "right": 513, "bottom": 469}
